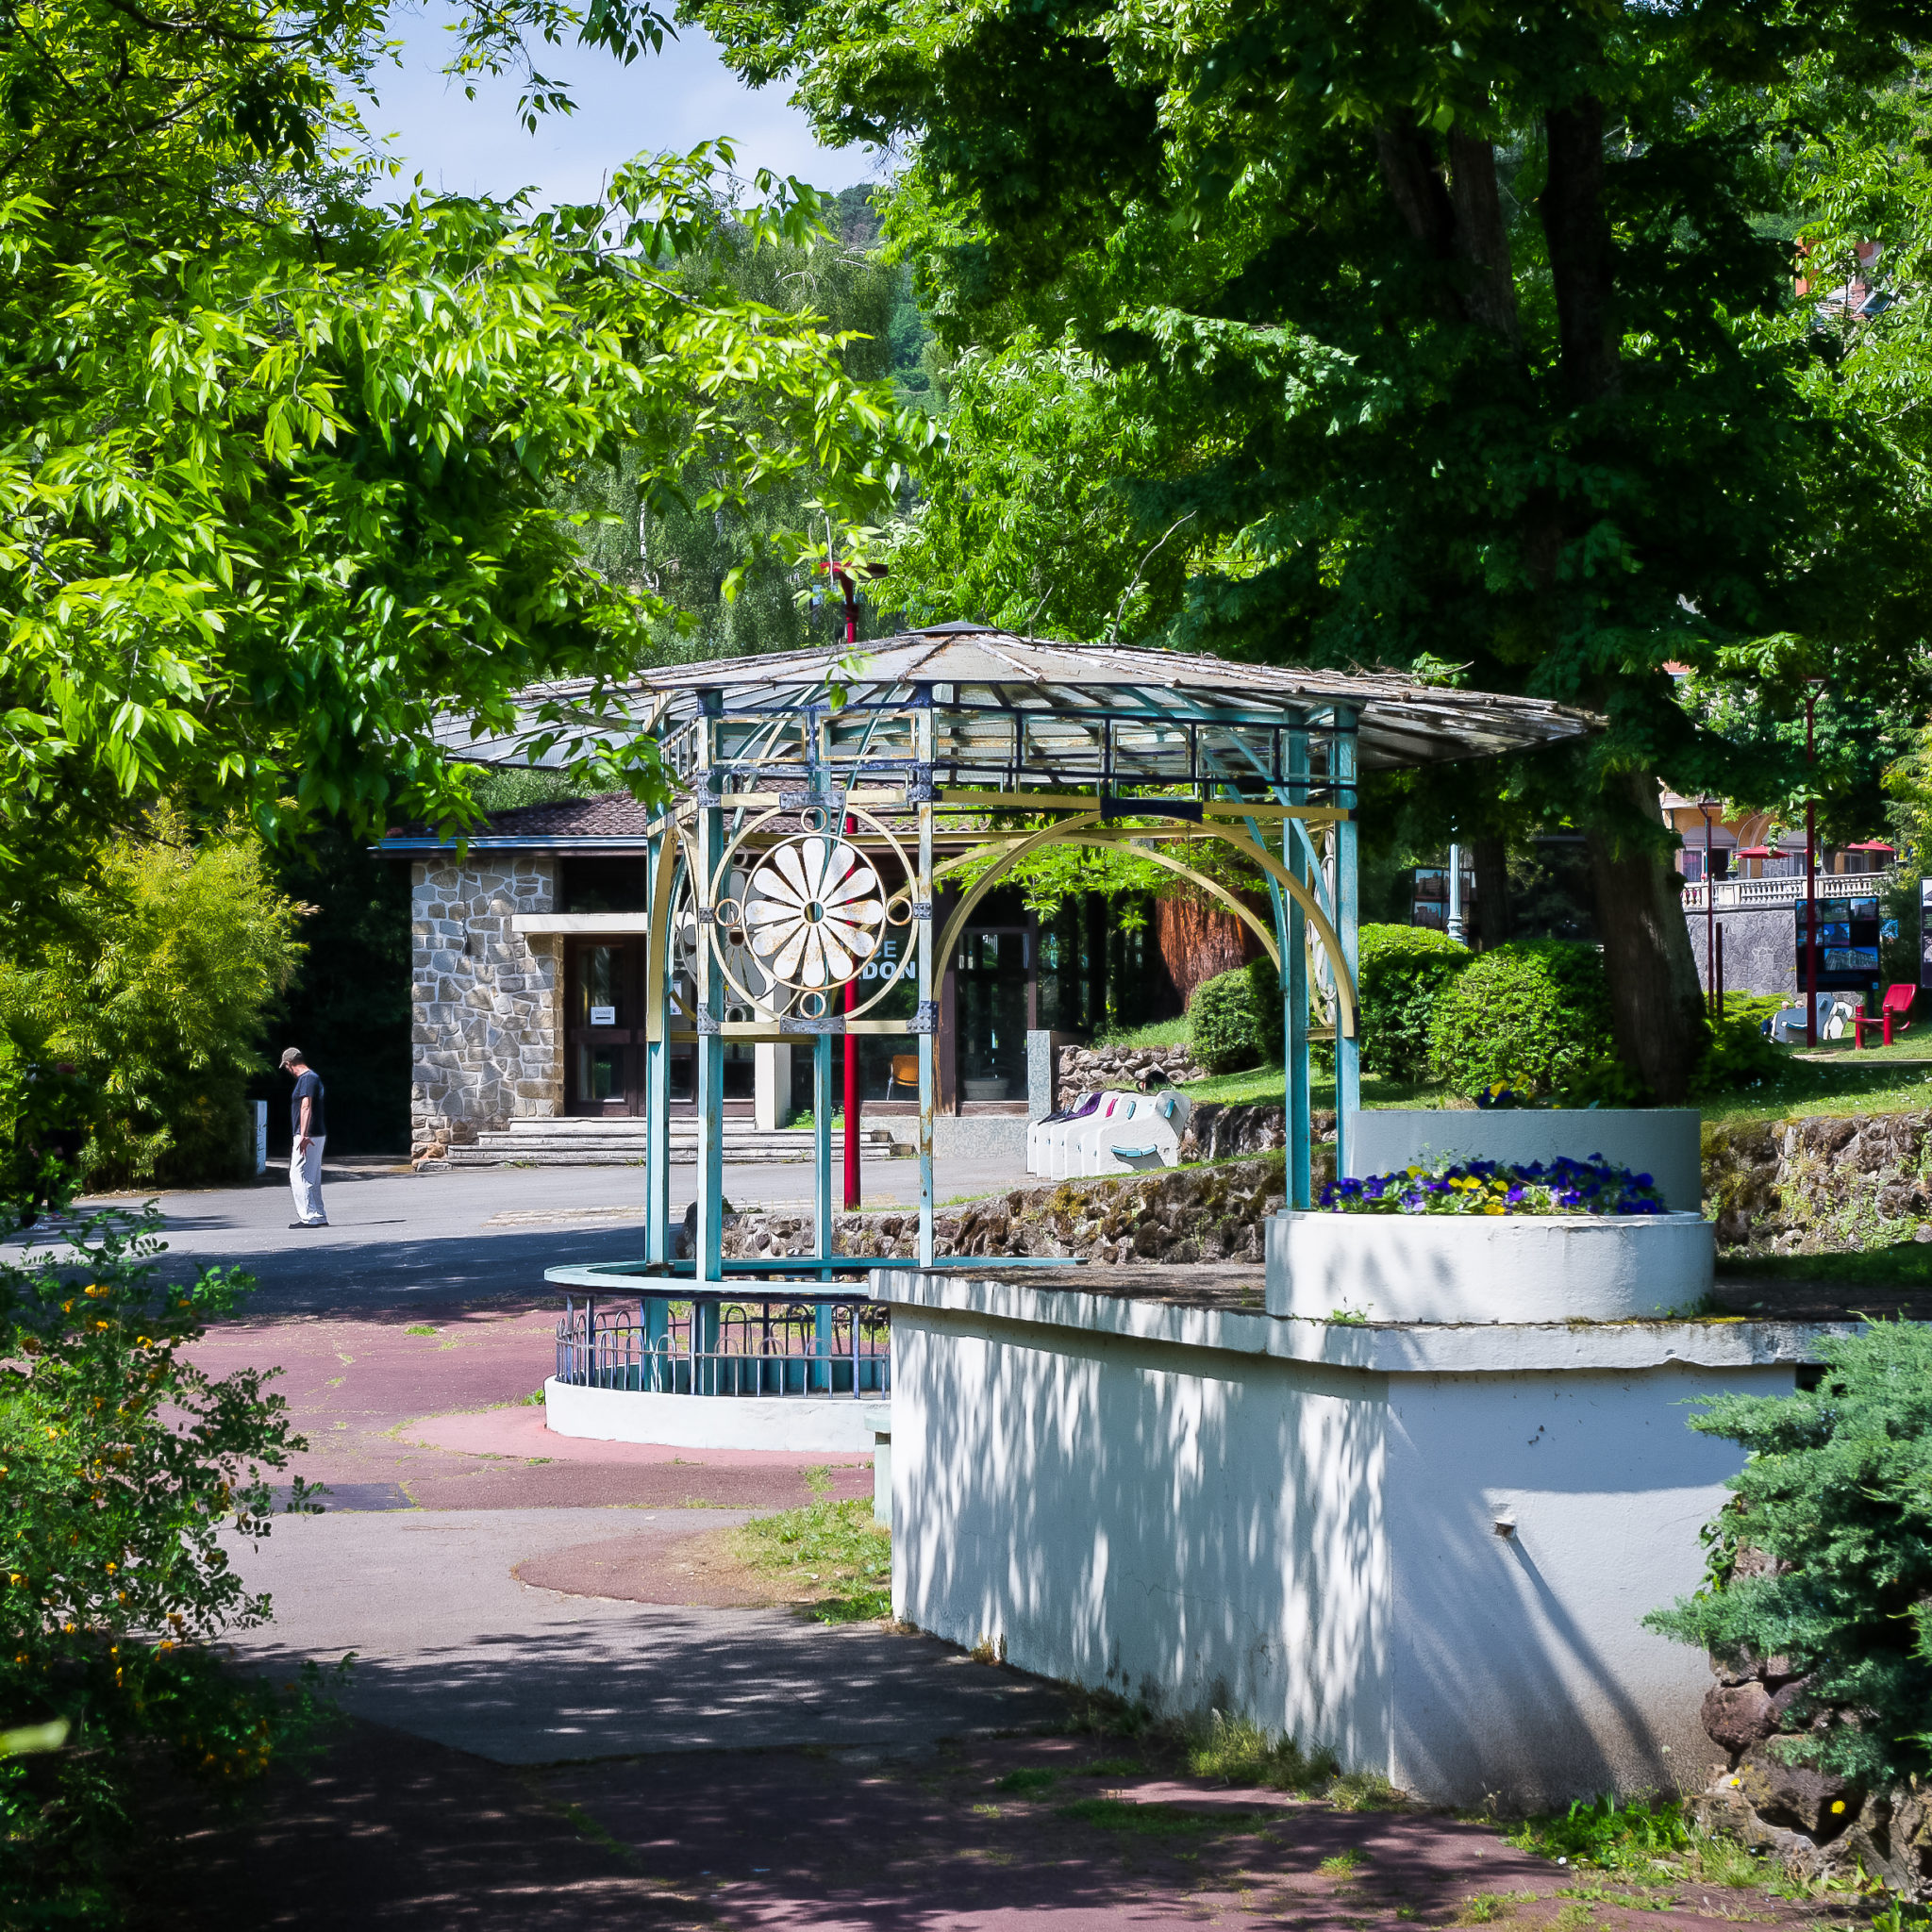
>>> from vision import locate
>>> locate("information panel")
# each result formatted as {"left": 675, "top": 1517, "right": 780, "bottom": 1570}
{"left": 1796, "top": 896, "right": 1896, "bottom": 992}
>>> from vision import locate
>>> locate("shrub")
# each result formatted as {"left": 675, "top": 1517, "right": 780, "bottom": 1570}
{"left": 1427, "top": 940, "right": 1617, "bottom": 1099}
{"left": 1686, "top": 996, "right": 1786, "bottom": 1100}
{"left": 0, "top": 1206, "right": 324, "bottom": 1921}
{"left": 1644, "top": 1320, "right": 1932, "bottom": 1788}
{"left": 1357, "top": 924, "right": 1472, "bottom": 1082}
{"left": 1190, "top": 958, "right": 1283, "bottom": 1074}
{"left": 0, "top": 811, "right": 303, "bottom": 1187}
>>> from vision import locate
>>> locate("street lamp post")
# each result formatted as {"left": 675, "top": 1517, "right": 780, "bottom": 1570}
{"left": 1697, "top": 796, "right": 1718, "bottom": 1018}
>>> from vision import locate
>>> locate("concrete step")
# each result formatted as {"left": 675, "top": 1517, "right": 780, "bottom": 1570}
{"left": 445, "top": 1146, "right": 907, "bottom": 1167}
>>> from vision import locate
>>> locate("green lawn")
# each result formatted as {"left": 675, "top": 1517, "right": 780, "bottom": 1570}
{"left": 1715, "top": 1237, "right": 1932, "bottom": 1286}
{"left": 1698, "top": 1049, "right": 1932, "bottom": 1131}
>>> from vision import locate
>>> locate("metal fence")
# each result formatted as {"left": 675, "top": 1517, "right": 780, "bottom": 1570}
{"left": 555, "top": 1291, "right": 890, "bottom": 1397}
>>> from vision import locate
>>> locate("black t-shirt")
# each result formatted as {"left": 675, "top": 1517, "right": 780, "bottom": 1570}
{"left": 290, "top": 1070, "right": 327, "bottom": 1140}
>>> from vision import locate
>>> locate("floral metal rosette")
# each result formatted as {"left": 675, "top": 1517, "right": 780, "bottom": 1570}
{"left": 741, "top": 835, "right": 887, "bottom": 991}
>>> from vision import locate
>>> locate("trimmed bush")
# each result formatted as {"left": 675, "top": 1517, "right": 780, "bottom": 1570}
{"left": 1190, "top": 958, "right": 1284, "bottom": 1074}
{"left": 1357, "top": 924, "right": 1472, "bottom": 1082}
{"left": 1426, "top": 939, "right": 1616, "bottom": 1099}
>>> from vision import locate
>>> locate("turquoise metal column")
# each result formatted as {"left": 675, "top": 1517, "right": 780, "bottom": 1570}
{"left": 1332, "top": 710, "right": 1360, "bottom": 1187}
{"left": 1284, "top": 727, "right": 1312, "bottom": 1209}
{"left": 915, "top": 693, "right": 936, "bottom": 1268}
{"left": 813, "top": 1030, "right": 834, "bottom": 1261}
{"left": 694, "top": 693, "right": 726, "bottom": 1283}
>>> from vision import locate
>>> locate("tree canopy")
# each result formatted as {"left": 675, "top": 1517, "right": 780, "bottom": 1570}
{"left": 691, "top": 0, "right": 1932, "bottom": 1092}
{"left": 0, "top": 0, "right": 914, "bottom": 930}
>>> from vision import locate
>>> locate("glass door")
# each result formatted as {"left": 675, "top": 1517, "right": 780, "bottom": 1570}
{"left": 566, "top": 940, "right": 641, "bottom": 1116}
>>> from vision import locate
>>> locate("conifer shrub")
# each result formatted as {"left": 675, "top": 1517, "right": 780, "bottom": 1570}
{"left": 1645, "top": 1321, "right": 1932, "bottom": 1788}
{"left": 1427, "top": 940, "right": 1617, "bottom": 1099}
{"left": 1357, "top": 924, "right": 1471, "bottom": 1083}
{"left": 1189, "top": 958, "right": 1283, "bottom": 1074}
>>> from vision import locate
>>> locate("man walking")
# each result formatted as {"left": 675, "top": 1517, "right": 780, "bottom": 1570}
{"left": 280, "top": 1047, "right": 328, "bottom": 1228}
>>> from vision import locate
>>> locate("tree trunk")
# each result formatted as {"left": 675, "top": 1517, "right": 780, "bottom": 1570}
{"left": 1471, "top": 837, "right": 1512, "bottom": 948}
{"left": 1583, "top": 767, "right": 1705, "bottom": 1102}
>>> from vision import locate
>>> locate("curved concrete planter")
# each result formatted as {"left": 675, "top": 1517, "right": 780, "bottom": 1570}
{"left": 1265, "top": 1209, "right": 1714, "bottom": 1324}
{"left": 1345, "top": 1109, "right": 1703, "bottom": 1213}
{"left": 544, "top": 1377, "right": 889, "bottom": 1453}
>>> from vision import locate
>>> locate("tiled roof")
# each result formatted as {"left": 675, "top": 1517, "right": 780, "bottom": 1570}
{"left": 384, "top": 791, "right": 654, "bottom": 844}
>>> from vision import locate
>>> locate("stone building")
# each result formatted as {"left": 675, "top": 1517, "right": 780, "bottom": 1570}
{"left": 384, "top": 792, "right": 1252, "bottom": 1166}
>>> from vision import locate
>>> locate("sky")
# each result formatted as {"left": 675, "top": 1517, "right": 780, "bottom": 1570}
{"left": 354, "top": 11, "right": 878, "bottom": 208}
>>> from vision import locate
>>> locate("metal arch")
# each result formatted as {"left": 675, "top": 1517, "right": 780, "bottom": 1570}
{"left": 932, "top": 814, "right": 1105, "bottom": 970}
{"left": 1212, "top": 824, "right": 1357, "bottom": 1039}
{"left": 930, "top": 835, "right": 1281, "bottom": 971}
{"left": 645, "top": 821, "right": 684, "bottom": 1041}
{"left": 927, "top": 811, "right": 1356, "bottom": 1038}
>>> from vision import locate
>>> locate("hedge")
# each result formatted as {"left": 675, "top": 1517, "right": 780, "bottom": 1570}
{"left": 1190, "top": 957, "right": 1284, "bottom": 1073}
{"left": 1426, "top": 939, "right": 1616, "bottom": 1098}
{"left": 1357, "top": 924, "right": 1472, "bottom": 1083}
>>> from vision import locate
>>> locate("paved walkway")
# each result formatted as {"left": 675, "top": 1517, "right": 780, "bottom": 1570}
{"left": 59, "top": 1176, "right": 1860, "bottom": 1931}
{"left": 12, "top": 1153, "right": 1031, "bottom": 1315}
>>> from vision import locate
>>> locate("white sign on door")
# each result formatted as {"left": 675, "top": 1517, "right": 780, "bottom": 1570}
{"left": 590, "top": 1005, "right": 617, "bottom": 1026}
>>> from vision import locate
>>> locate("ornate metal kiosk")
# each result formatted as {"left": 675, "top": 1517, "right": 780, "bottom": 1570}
{"left": 541, "top": 625, "right": 1592, "bottom": 1438}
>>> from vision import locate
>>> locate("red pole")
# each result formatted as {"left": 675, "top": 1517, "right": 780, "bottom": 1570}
{"left": 1702, "top": 800, "right": 1716, "bottom": 1018}
{"left": 1806, "top": 685, "right": 1820, "bottom": 1048}
{"left": 840, "top": 565, "right": 862, "bottom": 1211}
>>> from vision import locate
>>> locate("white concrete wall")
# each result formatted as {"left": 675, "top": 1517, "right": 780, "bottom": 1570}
{"left": 1383, "top": 1365, "right": 1789, "bottom": 1810}
{"left": 885, "top": 1278, "right": 1816, "bottom": 1809}
{"left": 754, "top": 1043, "right": 793, "bottom": 1131}
{"left": 892, "top": 1308, "right": 1394, "bottom": 1771}
{"left": 545, "top": 1378, "right": 888, "bottom": 1453}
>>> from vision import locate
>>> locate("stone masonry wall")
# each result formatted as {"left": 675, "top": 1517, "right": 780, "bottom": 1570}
{"left": 410, "top": 857, "right": 560, "bottom": 1164}
{"left": 1704, "top": 1108, "right": 1932, "bottom": 1254}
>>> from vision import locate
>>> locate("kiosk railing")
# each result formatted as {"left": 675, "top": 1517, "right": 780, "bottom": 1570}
{"left": 554, "top": 1291, "right": 890, "bottom": 1397}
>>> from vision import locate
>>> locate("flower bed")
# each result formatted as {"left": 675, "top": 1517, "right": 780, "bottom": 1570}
{"left": 1320, "top": 1155, "right": 1665, "bottom": 1218}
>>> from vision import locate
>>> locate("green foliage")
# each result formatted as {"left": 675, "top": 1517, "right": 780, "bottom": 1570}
{"left": 1055, "top": 1797, "right": 1263, "bottom": 1837}
{"left": 1504, "top": 1792, "right": 1690, "bottom": 1874}
{"left": 0, "top": 814, "right": 302, "bottom": 1187}
{"left": 1645, "top": 1320, "right": 1932, "bottom": 1788}
{"left": 1357, "top": 925, "right": 1472, "bottom": 1084}
{"left": 733, "top": 1472, "right": 891, "bottom": 1622}
{"left": 0, "top": 1208, "right": 322, "bottom": 1921}
{"left": 0, "top": 0, "right": 912, "bottom": 928}
{"left": 1190, "top": 958, "right": 1283, "bottom": 1074}
{"left": 688, "top": 0, "right": 1932, "bottom": 1100}
{"left": 1184, "top": 1711, "right": 1338, "bottom": 1793}
{"left": 1427, "top": 942, "right": 1618, "bottom": 1101}
{"left": 0, "top": 1039, "right": 101, "bottom": 1224}
{"left": 1091, "top": 1017, "right": 1190, "bottom": 1051}
{"left": 1687, "top": 998, "right": 1788, "bottom": 1102}
{"left": 254, "top": 821, "right": 411, "bottom": 1156}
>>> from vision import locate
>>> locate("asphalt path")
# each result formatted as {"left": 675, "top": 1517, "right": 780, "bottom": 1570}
{"left": 9, "top": 1152, "right": 1030, "bottom": 1316}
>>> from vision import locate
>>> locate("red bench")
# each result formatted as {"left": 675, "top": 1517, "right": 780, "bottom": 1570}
{"left": 1853, "top": 982, "right": 1917, "bottom": 1048}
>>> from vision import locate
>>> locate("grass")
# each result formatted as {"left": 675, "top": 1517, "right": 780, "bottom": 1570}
{"left": 731, "top": 1468, "right": 891, "bottom": 1623}
{"left": 1699, "top": 1047, "right": 1932, "bottom": 1132}
{"left": 1453, "top": 1893, "right": 1538, "bottom": 1925}
{"left": 1504, "top": 1790, "right": 1804, "bottom": 1898}
{"left": 1317, "top": 1849, "right": 1367, "bottom": 1876}
{"left": 1056, "top": 1797, "right": 1265, "bottom": 1838}
{"left": 1185, "top": 1710, "right": 1339, "bottom": 1793}
{"left": 997, "top": 1767, "right": 1060, "bottom": 1794}
{"left": 1092, "top": 1017, "right": 1191, "bottom": 1051}
{"left": 404, "top": 1324, "right": 437, "bottom": 1336}
{"left": 1716, "top": 1234, "right": 1932, "bottom": 1286}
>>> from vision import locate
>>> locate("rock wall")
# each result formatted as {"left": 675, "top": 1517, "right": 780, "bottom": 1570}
{"left": 696, "top": 1154, "right": 1304, "bottom": 1268}
{"left": 410, "top": 857, "right": 560, "bottom": 1164}
{"left": 1058, "top": 1041, "right": 1208, "bottom": 1100}
{"left": 1705, "top": 1109, "right": 1932, "bottom": 1253}
{"left": 1689, "top": 1624, "right": 1932, "bottom": 1898}
{"left": 1687, "top": 908, "right": 1799, "bottom": 1000}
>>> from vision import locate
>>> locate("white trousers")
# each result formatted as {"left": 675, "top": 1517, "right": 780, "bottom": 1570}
{"left": 290, "top": 1137, "right": 327, "bottom": 1225}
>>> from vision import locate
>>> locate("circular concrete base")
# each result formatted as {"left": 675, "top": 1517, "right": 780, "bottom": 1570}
{"left": 544, "top": 1377, "right": 891, "bottom": 1453}
{"left": 1265, "top": 1210, "right": 1714, "bottom": 1324}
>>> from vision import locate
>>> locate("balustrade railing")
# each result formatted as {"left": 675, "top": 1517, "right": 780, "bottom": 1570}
{"left": 1681, "top": 866, "right": 1897, "bottom": 912}
{"left": 555, "top": 1291, "right": 890, "bottom": 1397}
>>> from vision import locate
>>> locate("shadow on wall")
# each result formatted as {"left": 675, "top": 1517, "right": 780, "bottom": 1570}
{"left": 895, "top": 1318, "right": 1747, "bottom": 1810}
{"left": 896, "top": 1319, "right": 1391, "bottom": 1772}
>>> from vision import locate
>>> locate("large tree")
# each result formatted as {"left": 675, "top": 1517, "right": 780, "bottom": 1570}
{"left": 0, "top": 0, "right": 911, "bottom": 931}
{"left": 691, "top": 0, "right": 1932, "bottom": 1095}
